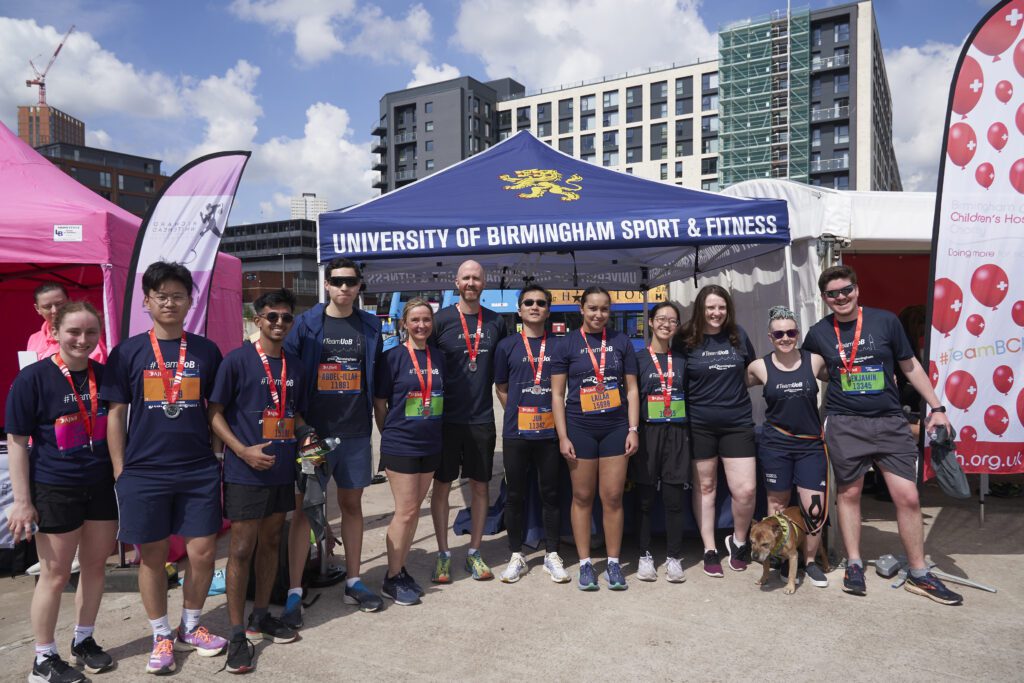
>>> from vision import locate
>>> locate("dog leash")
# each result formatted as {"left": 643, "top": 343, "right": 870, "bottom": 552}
{"left": 765, "top": 423, "right": 832, "bottom": 537}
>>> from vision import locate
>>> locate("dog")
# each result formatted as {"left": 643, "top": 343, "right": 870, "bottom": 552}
{"left": 749, "top": 506, "right": 829, "bottom": 595}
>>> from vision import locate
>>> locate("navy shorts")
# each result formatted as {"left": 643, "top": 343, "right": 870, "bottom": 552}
{"left": 757, "top": 444, "right": 827, "bottom": 492}
{"left": 325, "top": 435, "right": 372, "bottom": 490}
{"left": 114, "top": 464, "right": 222, "bottom": 545}
{"left": 567, "top": 422, "right": 630, "bottom": 460}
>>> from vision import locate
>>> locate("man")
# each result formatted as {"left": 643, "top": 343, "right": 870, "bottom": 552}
{"left": 802, "top": 265, "right": 963, "bottom": 605}
{"left": 210, "top": 289, "right": 303, "bottom": 673}
{"left": 283, "top": 258, "right": 384, "bottom": 621}
{"left": 27, "top": 282, "right": 107, "bottom": 362}
{"left": 101, "top": 262, "right": 227, "bottom": 675}
{"left": 430, "top": 260, "right": 509, "bottom": 582}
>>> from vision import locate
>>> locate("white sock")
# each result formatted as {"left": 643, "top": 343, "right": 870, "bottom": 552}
{"left": 733, "top": 535, "right": 746, "bottom": 546}
{"left": 580, "top": 557, "right": 592, "bottom": 566}
{"left": 149, "top": 616, "right": 172, "bottom": 639}
{"left": 608, "top": 557, "right": 620, "bottom": 565}
{"left": 73, "top": 624, "right": 95, "bottom": 646}
{"left": 181, "top": 608, "right": 201, "bottom": 632}
{"left": 438, "top": 550, "right": 451, "bottom": 558}
{"left": 35, "top": 642, "right": 57, "bottom": 665}
{"left": 510, "top": 552, "right": 523, "bottom": 561}
{"left": 287, "top": 587, "right": 302, "bottom": 599}
{"left": 345, "top": 576, "right": 360, "bottom": 588}
{"left": 468, "top": 547, "right": 478, "bottom": 556}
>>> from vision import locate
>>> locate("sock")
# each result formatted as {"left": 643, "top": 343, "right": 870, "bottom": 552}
{"left": 439, "top": 550, "right": 451, "bottom": 558}
{"left": 345, "top": 576, "right": 360, "bottom": 588}
{"left": 909, "top": 567, "right": 929, "bottom": 579}
{"left": 35, "top": 642, "right": 57, "bottom": 665}
{"left": 607, "top": 557, "right": 619, "bottom": 565}
{"left": 580, "top": 557, "right": 592, "bottom": 566}
{"left": 848, "top": 558, "right": 864, "bottom": 569}
{"left": 467, "top": 547, "right": 478, "bottom": 556}
{"left": 252, "top": 606, "right": 268, "bottom": 620}
{"left": 73, "top": 624, "right": 95, "bottom": 646}
{"left": 705, "top": 547, "right": 717, "bottom": 554}
{"left": 149, "top": 616, "right": 172, "bottom": 639}
{"left": 287, "top": 587, "right": 302, "bottom": 599}
{"left": 231, "top": 624, "right": 245, "bottom": 639}
{"left": 181, "top": 608, "right": 201, "bottom": 632}
{"left": 732, "top": 535, "right": 746, "bottom": 546}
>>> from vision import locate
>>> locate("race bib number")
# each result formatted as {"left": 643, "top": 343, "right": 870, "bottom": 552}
{"left": 143, "top": 369, "right": 201, "bottom": 408}
{"left": 262, "top": 408, "right": 295, "bottom": 441}
{"left": 580, "top": 381, "right": 621, "bottom": 414}
{"left": 54, "top": 411, "right": 108, "bottom": 456}
{"left": 517, "top": 406, "right": 555, "bottom": 437}
{"left": 645, "top": 395, "right": 687, "bottom": 423}
{"left": 840, "top": 365, "right": 885, "bottom": 394}
{"left": 318, "top": 362, "right": 361, "bottom": 394}
{"left": 405, "top": 391, "right": 444, "bottom": 420}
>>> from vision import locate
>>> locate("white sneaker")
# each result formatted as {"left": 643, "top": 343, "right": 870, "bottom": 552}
{"left": 26, "top": 561, "right": 41, "bottom": 576}
{"left": 29, "top": 549, "right": 80, "bottom": 576}
{"left": 543, "top": 552, "right": 571, "bottom": 583}
{"left": 637, "top": 552, "right": 657, "bottom": 581}
{"left": 665, "top": 557, "right": 686, "bottom": 583}
{"left": 500, "top": 554, "right": 527, "bottom": 583}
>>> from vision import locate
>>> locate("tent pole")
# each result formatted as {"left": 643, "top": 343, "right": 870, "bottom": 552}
{"left": 784, "top": 244, "right": 796, "bottom": 315}
{"left": 642, "top": 288, "right": 650, "bottom": 344}
{"left": 318, "top": 263, "right": 325, "bottom": 305}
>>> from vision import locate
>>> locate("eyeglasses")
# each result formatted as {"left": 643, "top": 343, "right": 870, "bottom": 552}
{"left": 260, "top": 312, "right": 295, "bottom": 324}
{"left": 771, "top": 329, "right": 799, "bottom": 340}
{"left": 521, "top": 299, "right": 548, "bottom": 308}
{"left": 327, "top": 276, "right": 360, "bottom": 288}
{"left": 149, "top": 294, "right": 189, "bottom": 306}
{"left": 652, "top": 316, "right": 679, "bottom": 327}
{"left": 824, "top": 284, "right": 855, "bottom": 299}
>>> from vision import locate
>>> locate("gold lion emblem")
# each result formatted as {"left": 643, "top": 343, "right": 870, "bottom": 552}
{"left": 499, "top": 168, "right": 583, "bottom": 202}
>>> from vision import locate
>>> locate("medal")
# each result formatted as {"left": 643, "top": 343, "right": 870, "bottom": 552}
{"left": 255, "top": 339, "right": 288, "bottom": 426}
{"left": 530, "top": 385, "right": 544, "bottom": 395}
{"left": 53, "top": 354, "right": 98, "bottom": 450}
{"left": 406, "top": 339, "right": 434, "bottom": 416}
{"left": 522, "top": 330, "right": 547, "bottom": 397}
{"left": 458, "top": 307, "right": 483, "bottom": 373}
{"left": 581, "top": 328, "right": 608, "bottom": 395}
{"left": 647, "top": 346, "right": 675, "bottom": 420}
{"left": 663, "top": 407, "right": 673, "bottom": 418}
{"left": 149, "top": 329, "right": 188, "bottom": 419}
{"left": 468, "top": 361, "right": 478, "bottom": 373}
{"left": 421, "top": 407, "right": 432, "bottom": 417}
{"left": 163, "top": 403, "right": 182, "bottom": 419}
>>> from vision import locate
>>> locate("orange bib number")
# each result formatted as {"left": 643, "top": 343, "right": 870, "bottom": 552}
{"left": 317, "top": 363, "right": 361, "bottom": 394}
{"left": 517, "top": 406, "right": 554, "bottom": 436}
{"left": 580, "top": 382, "right": 621, "bottom": 414}
{"left": 262, "top": 408, "right": 295, "bottom": 441}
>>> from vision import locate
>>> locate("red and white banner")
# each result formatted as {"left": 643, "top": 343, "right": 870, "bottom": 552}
{"left": 927, "top": 1, "right": 1024, "bottom": 476}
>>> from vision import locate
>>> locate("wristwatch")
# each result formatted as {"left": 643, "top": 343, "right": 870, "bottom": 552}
{"left": 628, "top": 426, "right": 639, "bottom": 433}
{"left": 930, "top": 406, "right": 946, "bottom": 414}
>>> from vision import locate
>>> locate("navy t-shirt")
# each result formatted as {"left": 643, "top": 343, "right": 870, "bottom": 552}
{"left": 493, "top": 333, "right": 561, "bottom": 440}
{"left": 635, "top": 348, "right": 688, "bottom": 424}
{"left": 5, "top": 358, "right": 113, "bottom": 486}
{"left": 760, "top": 351, "right": 822, "bottom": 451}
{"left": 99, "top": 331, "right": 222, "bottom": 473}
{"left": 210, "top": 343, "right": 307, "bottom": 487}
{"left": 550, "top": 328, "right": 638, "bottom": 431}
{"left": 430, "top": 305, "right": 508, "bottom": 424}
{"left": 374, "top": 344, "right": 447, "bottom": 458}
{"left": 682, "top": 327, "right": 756, "bottom": 426}
{"left": 307, "top": 313, "right": 372, "bottom": 438}
{"left": 803, "top": 306, "right": 914, "bottom": 417}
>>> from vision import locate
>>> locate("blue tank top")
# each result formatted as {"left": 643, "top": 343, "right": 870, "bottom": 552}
{"left": 761, "top": 350, "right": 822, "bottom": 451}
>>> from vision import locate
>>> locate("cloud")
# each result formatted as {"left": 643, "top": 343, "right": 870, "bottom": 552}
{"left": 407, "top": 61, "right": 461, "bottom": 88}
{"left": 884, "top": 41, "right": 960, "bottom": 191}
{"left": 85, "top": 129, "right": 111, "bottom": 148}
{"left": 181, "top": 60, "right": 263, "bottom": 159}
{"left": 453, "top": 0, "right": 716, "bottom": 88}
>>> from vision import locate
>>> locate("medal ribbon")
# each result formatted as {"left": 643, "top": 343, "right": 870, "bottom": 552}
{"left": 647, "top": 346, "right": 674, "bottom": 415}
{"left": 54, "top": 354, "right": 98, "bottom": 448}
{"left": 833, "top": 306, "right": 863, "bottom": 376}
{"left": 580, "top": 328, "right": 607, "bottom": 386}
{"left": 149, "top": 329, "right": 188, "bottom": 406}
{"left": 254, "top": 340, "right": 287, "bottom": 414}
{"left": 406, "top": 340, "right": 433, "bottom": 411}
{"left": 458, "top": 308, "right": 483, "bottom": 365}
{"left": 522, "top": 330, "right": 547, "bottom": 391}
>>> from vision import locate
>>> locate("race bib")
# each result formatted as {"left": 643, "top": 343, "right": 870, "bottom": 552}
{"left": 517, "top": 406, "right": 555, "bottom": 437}
{"left": 580, "top": 381, "right": 621, "bottom": 414}
{"left": 318, "top": 362, "right": 361, "bottom": 394}
{"left": 54, "top": 411, "right": 108, "bottom": 456}
{"left": 405, "top": 390, "right": 444, "bottom": 420}
{"left": 261, "top": 408, "right": 295, "bottom": 441}
{"left": 840, "top": 365, "right": 885, "bottom": 394}
{"left": 143, "top": 369, "right": 201, "bottom": 408}
{"left": 645, "top": 395, "right": 687, "bottom": 423}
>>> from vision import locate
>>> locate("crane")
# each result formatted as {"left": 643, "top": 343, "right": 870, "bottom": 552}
{"left": 25, "top": 24, "right": 75, "bottom": 106}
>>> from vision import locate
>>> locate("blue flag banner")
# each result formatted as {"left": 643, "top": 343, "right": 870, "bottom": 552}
{"left": 319, "top": 131, "right": 789, "bottom": 290}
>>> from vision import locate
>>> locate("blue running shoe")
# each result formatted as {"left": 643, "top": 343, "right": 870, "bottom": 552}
{"left": 400, "top": 567, "right": 425, "bottom": 596}
{"left": 577, "top": 562, "right": 599, "bottom": 591}
{"left": 382, "top": 573, "right": 421, "bottom": 606}
{"left": 280, "top": 592, "right": 303, "bottom": 629}
{"left": 604, "top": 561, "right": 628, "bottom": 590}
{"left": 344, "top": 579, "right": 384, "bottom": 613}
{"left": 905, "top": 572, "right": 963, "bottom": 605}
{"left": 842, "top": 563, "right": 867, "bottom": 596}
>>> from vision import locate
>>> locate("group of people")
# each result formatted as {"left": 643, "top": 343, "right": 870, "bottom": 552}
{"left": 6, "top": 257, "right": 965, "bottom": 682}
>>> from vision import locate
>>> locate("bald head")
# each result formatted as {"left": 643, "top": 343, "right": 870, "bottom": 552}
{"left": 455, "top": 259, "right": 485, "bottom": 309}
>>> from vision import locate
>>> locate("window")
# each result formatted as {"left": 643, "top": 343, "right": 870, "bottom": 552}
{"left": 626, "top": 86, "right": 642, "bottom": 106}
{"left": 602, "top": 110, "right": 619, "bottom": 127}
{"left": 469, "top": 137, "right": 479, "bottom": 153}
{"left": 425, "top": 140, "right": 434, "bottom": 151}
{"left": 517, "top": 106, "right": 530, "bottom": 127}
{"left": 425, "top": 159, "right": 435, "bottom": 171}
{"left": 499, "top": 111, "right": 511, "bottom": 128}
{"left": 580, "top": 114, "right": 596, "bottom": 131}
{"left": 701, "top": 115, "right": 719, "bottom": 134}
{"left": 835, "top": 46, "right": 850, "bottom": 60}
{"left": 675, "top": 76, "right": 692, "bottom": 97}
{"left": 702, "top": 179, "right": 720, "bottom": 191}
{"left": 676, "top": 139, "right": 693, "bottom": 156}
{"left": 580, "top": 134, "right": 595, "bottom": 153}
{"left": 811, "top": 128, "right": 821, "bottom": 147}
{"left": 485, "top": 121, "right": 491, "bottom": 137}
{"left": 701, "top": 72, "right": 718, "bottom": 92}
{"left": 603, "top": 130, "right": 619, "bottom": 147}
{"left": 811, "top": 78, "right": 822, "bottom": 98}
{"left": 701, "top": 157, "right": 718, "bottom": 175}
{"left": 834, "top": 73, "right": 850, "bottom": 94}
{"left": 701, "top": 93, "right": 719, "bottom": 111}
{"left": 626, "top": 147, "right": 641, "bottom": 163}
{"left": 675, "top": 161, "right": 683, "bottom": 178}
{"left": 834, "top": 174, "right": 850, "bottom": 190}
{"left": 834, "top": 124, "right": 849, "bottom": 144}
{"left": 701, "top": 137, "right": 719, "bottom": 154}
{"left": 581, "top": 95, "right": 596, "bottom": 112}
{"left": 603, "top": 151, "right": 619, "bottom": 166}
{"left": 676, "top": 97, "right": 693, "bottom": 116}
{"left": 625, "top": 167, "right": 633, "bottom": 174}
{"left": 559, "top": 98, "right": 573, "bottom": 118}
{"left": 118, "top": 175, "right": 124, "bottom": 190}
{"left": 537, "top": 103, "right": 549, "bottom": 119}
{"left": 425, "top": 121, "right": 434, "bottom": 132}
{"left": 499, "top": 130, "right": 511, "bottom": 141}
{"left": 660, "top": 163, "right": 668, "bottom": 180}
{"left": 626, "top": 106, "right": 643, "bottom": 123}
{"left": 558, "top": 137, "right": 573, "bottom": 154}
{"left": 650, "top": 142, "right": 667, "bottom": 161}
{"left": 484, "top": 102, "right": 491, "bottom": 117}
{"left": 582, "top": 153, "right": 596, "bottom": 164}
{"left": 424, "top": 101, "right": 433, "bottom": 113}
{"left": 537, "top": 122, "right": 552, "bottom": 137}
{"left": 472, "top": 97, "right": 480, "bottom": 114}
{"left": 559, "top": 118, "right": 573, "bottom": 134}
{"left": 99, "top": 171, "right": 111, "bottom": 188}
{"left": 834, "top": 22, "right": 849, "bottom": 42}
{"left": 651, "top": 102, "right": 668, "bottom": 119}
{"left": 812, "top": 27, "right": 822, "bottom": 46}
{"left": 626, "top": 126, "right": 641, "bottom": 146}
{"left": 603, "top": 90, "right": 619, "bottom": 108}
{"left": 651, "top": 81, "right": 668, "bottom": 99}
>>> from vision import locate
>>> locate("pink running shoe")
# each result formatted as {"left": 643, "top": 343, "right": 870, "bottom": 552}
{"left": 174, "top": 624, "right": 227, "bottom": 657}
{"left": 146, "top": 635, "right": 176, "bottom": 675}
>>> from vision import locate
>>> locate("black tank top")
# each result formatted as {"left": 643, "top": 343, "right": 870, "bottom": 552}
{"left": 761, "top": 350, "right": 822, "bottom": 451}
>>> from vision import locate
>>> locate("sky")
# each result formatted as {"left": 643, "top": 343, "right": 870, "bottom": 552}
{"left": 0, "top": 0, "right": 1000, "bottom": 224}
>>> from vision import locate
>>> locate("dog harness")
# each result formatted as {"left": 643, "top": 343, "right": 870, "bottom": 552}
{"left": 768, "top": 512, "right": 798, "bottom": 559}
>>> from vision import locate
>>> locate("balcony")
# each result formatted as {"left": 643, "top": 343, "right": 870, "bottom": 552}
{"left": 810, "top": 157, "right": 850, "bottom": 173}
{"left": 394, "top": 131, "right": 416, "bottom": 144}
{"left": 810, "top": 105, "right": 850, "bottom": 122}
{"left": 811, "top": 53, "right": 851, "bottom": 71}
{"left": 371, "top": 139, "right": 387, "bottom": 154}
{"left": 371, "top": 118, "right": 387, "bottom": 136}
{"left": 395, "top": 170, "right": 416, "bottom": 182}
{"left": 372, "top": 158, "right": 387, "bottom": 171}
{"left": 372, "top": 175, "right": 387, "bottom": 189}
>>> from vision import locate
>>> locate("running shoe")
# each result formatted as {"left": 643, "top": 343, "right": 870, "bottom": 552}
{"left": 500, "top": 554, "right": 527, "bottom": 583}
{"left": 431, "top": 553, "right": 452, "bottom": 584}
{"left": 665, "top": 557, "right": 686, "bottom": 583}
{"left": 29, "top": 652, "right": 86, "bottom": 683}
{"left": 804, "top": 562, "right": 829, "bottom": 588}
{"left": 71, "top": 635, "right": 113, "bottom": 674}
{"left": 577, "top": 562, "right": 599, "bottom": 591}
{"left": 382, "top": 572, "right": 421, "bottom": 606}
{"left": 904, "top": 572, "right": 963, "bottom": 605}
{"left": 725, "top": 535, "right": 750, "bottom": 572}
{"left": 637, "top": 552, "right": 657, "bottom": 581}
{"left": 842, "top": 563, "right": 867, "bottom": 596}
{"left": 465, "top": 551, "right": 494, "bottom": 580}
{"left": 702, "top": 550, "right": 724, "bottom": 578}
{"left": 604, "top": 561, "right": 628, "bottom": 590}
{"left": 343, "top": 580, "right": 384, "bottom": 613}
{"left": 245, "top": 613, "right": 297, "bottom": 644}
{"left": 543, "top": 552, "right": 571, "bottom": 583}
{"left": 174, "top": 624, "right": 227, "bottom": 657}
{"left": 225, "top": 632, "right": 254, "bottom": 675}
{"left": 146, "top": 635, "right": 176, "bottom": 675}
{"left": 280, "top": 593, "right": 303, "bottom": 630}
{"left": 400, "top": 567, "right": 424, "bottom": 596}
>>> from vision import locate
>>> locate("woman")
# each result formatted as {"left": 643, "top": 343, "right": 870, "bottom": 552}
{"left": 6, "top": 302, "right": 117, "bottom": 683}
{"left": 632, "top": 302, "right": 691, "bottom": 584}
{"left": 551, "top": 286, "right": 639, "bottom": 591}
{"left": 373, "top": 298, "right": 447, "bottom": 606}
{"left": 746, "top": 305, "right": 830, "bottom": 587}
{"left": 26, "top": 282, "right": 107, "bottom": 362}
{"left": 677, "top": 284, "right": 757, "bottom": 578}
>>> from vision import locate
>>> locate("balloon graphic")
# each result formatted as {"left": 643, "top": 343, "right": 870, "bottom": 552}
{"left": 988, "top": 122, "right": 1009, "bottom": 151}
{"left": 947, "top": 123, "right": 977, "bottom": 168}
{"left": 932, "top": 278, "right": 964, "bottom": 336}
{"left": 976, "top": 162, "right": 996, "bottom": 189}
{"left": 929, "top": 360, "right": 939, "bottom": 389}
{"left": 966, "top": 313, "right": 986, "bottom": 336}
{"left": 1017, "top": 103, "right": 1024, "bottom": 134}
{"left": 1012, "top": 158, "right": 1024, "bottom": 193}
{"left": 970, "top": 263, "right": 1009, "bottom": 309}
{"left": 953, "top": 56, "right": 985, "bottom": 117}
{"left": 958, "top": 425, "right": 978, "bottom": 443}
{"left": 975, "top": 2, "right": 1024, "bottom": 60}
{"left": 984, "top": 405, "right": 1010, "bottom": 437}
{"left": 996, "top": 79, "right": 1014, "bottom": 102}
{"left": 1013, "top": 300, "right": 1024, "bottom": 326}
{"left": 1018, "top": 388, "right": 1024, "bottom": 427}
{"left": 1016, "top": 38, "right": 1024, "bottom": 77}
{"left": 994, "top": 365, "right": 1015, "bottom": 394}
{"left": 945, "top": 370, "right": 978, "bottom": 411}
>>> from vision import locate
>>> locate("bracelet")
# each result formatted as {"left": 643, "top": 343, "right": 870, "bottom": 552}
{"left": 930, "top": 406, "right": 946, "bottom": 414}
{"left": 628, "top": 426, "right": 639, "bottom": 433}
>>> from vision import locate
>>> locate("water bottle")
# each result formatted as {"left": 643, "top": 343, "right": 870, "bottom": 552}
{"left": 296, "top": 427, "right": 339, "bottom": 474}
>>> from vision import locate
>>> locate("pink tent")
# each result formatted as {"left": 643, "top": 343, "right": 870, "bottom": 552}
{"left": 0, "top": 121, "right": 242, "bottom": 421}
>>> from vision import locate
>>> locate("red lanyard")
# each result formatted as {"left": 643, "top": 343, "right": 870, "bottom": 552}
{"left": 406, "top": 340, "right": 433, "bottom": 409}
{"left": 458, "top": 308, "right": 483, "bottom": 365}
{"left": 833, "top": 307, "right": 863, "bottom": 374}
{"left": 54, "top": 354, "right": 98, "bottom": 449}
{"left": 580, "top": 328, "right": 608, "bottom": 387}
{"left": 254, "top": 340, "right": 287, "bottom": 414}
{"left": 647, "top": 346, "right": 674, "bottom": 413}
{"left": 149, "top": 329, "right": 188, "bottom": 405}
{"left": 522, "top": 330, "right": 547, "bottom": 390}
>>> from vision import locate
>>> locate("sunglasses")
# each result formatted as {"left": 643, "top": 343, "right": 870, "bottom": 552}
{"left": 521, "top": 299, "right": 549, "bottom": 308}
{"left": 771, "top": 329, "right": 799, "bottom": 340}
{"left": 260, "top": 312, "right": 295, "bottom": 324}
{"left": 824, "top": 284, "right": 855, "bottom": 299}
{"left": 327, "top": 276, "right": 360, "bottom": 288}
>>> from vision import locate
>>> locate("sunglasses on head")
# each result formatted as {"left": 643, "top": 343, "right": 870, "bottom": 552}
{"left": 824, "top": 284, "right": 855, "bottom": 299}
{"left": 771, "top": 329, "right": 799, "bottom": 340}
{"left": 327, "top": 276, "right": 360, "bottom": 288}
{"left": 260, "top": 312, "right": 294, "bottom": 324}
{"left": 521, "top": 299, "right": 548, "bottom": 308}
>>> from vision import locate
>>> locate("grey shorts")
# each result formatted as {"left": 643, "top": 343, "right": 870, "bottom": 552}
{"left": 823, "top": 414, "right": 918, "bottom": 486}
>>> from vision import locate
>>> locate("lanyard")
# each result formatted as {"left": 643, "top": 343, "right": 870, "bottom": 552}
{"left": 647, "top": 346, "right": 674, "bottom": 413}
{"left": 580, "top": 328, "right": 608, "bottom": 387}
{"left": 406, "top": 340, "right": 433, "bottom": 410}
{"left": 254, "top": 340, "right": 287, "bottom": 414}
{"left": 522, "top": 330, "right": 547, "bottom": 390}
{"left": 149, "top": 329, "right": 188, "bottom": 405}
{"left": 833, "top": 307, "right": 863, "bottom": 375}
{"left": 53, "top": 354, "right": 98, "bottom": 449}
{"left": 458, "top": 308, "right": 483, "bottom": 365}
